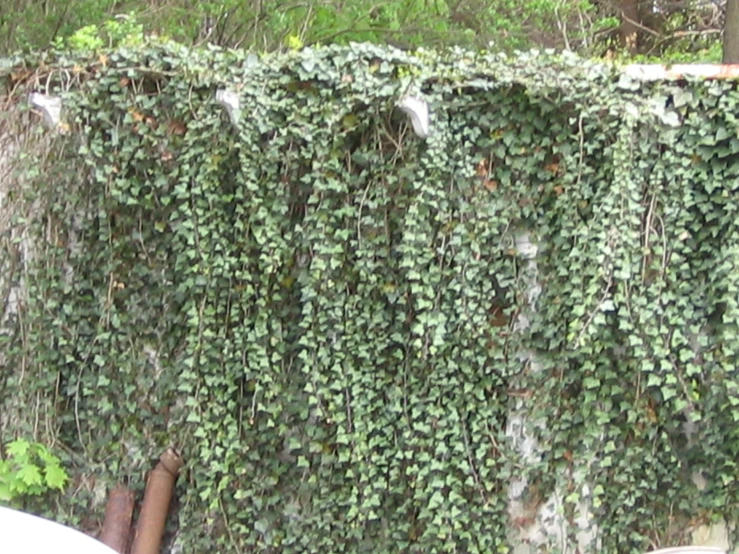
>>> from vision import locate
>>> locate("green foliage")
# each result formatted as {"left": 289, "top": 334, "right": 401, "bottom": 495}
{"left": 0, "top": 439, "right": 69, "bottom": 503}
{"left": 0, "top": 0, "right": 724, "bottom": 61}
{"left": 64, "top": 25, "right": 105, "bottom": 51}
{"left": 3, "top": 42, "right": 739, "bottom": 553}
{"left": 627, "top": 40, "right": 723, "bottom": 64}
{"left": 55, "top": 14, "right": 145, "bottom": 51}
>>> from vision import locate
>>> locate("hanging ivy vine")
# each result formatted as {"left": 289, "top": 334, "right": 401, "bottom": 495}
{"left": 2, "top": 42, "right": 739, "bottom": 553}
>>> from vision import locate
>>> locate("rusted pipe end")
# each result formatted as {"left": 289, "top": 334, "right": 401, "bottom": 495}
{"left": 158, "top": 448, "right": 183, "bottom": 476}
{"left": 100, "top": 485, "right": 135, "bottom": 554}
{"left": 130, "top": 448, "right": 183, "bottom": 554}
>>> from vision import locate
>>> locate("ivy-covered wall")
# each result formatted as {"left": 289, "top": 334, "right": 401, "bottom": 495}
{"left": 2, "top": 43, "right": 739, "bottom": 554}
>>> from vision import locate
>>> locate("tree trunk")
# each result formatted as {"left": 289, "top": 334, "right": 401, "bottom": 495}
{"left": 620, "top": 0, "right": 640, "bottom": 54}
{"left": 725, "top": 0, "right": 739, "bottom": 63}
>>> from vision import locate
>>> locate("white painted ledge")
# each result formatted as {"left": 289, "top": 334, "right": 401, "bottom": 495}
{"left": 647, "top": 547, "right": 725, "bottom": 554}
{"left": 623, "top": 64, "right": 739, "bottom": 81}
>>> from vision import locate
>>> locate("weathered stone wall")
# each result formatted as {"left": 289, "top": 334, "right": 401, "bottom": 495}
{"left": 0, "top": 105, "right": 46, "bottom": 447}
{"left": 0, "top": 71, "right": 737, "bottom": 554}
{"left": 506, "top": 230, "right": 732, "bottom": 554}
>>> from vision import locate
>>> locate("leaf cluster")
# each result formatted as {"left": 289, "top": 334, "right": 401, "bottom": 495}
{"left": 0, "top": 439, "right": 68, "bottom": 503}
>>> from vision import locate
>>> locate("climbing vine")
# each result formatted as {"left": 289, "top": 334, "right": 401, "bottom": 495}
{"left": 2, "top": 42, "right": 739, "bottom": 553}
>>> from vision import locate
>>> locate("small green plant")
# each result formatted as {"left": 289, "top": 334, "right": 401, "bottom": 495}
{"left": 101, "top": 14, "right": 145, "bottom": 48}
{"left": 55, "top": 13, "right": 144, "bottom": 52}
{"left": 284, "top": 34, "right": 304, "bottom": 50}
{"left": 0, "top": 439, "right": 68, "bottom": 503}
{"left": 64, "top": 25, "right": 104, "bottom": 51}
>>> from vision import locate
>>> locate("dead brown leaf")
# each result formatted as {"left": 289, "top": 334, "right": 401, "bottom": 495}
{"left": 484, "top": 179, "right": 498, "bottom": 192}
{"left": 476, "top": 158, "right": 488, "bottom": 177}
{"left": 168, "top": 120, "right": 187, "bottom": 136}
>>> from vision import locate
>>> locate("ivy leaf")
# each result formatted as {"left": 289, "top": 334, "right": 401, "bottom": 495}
{"left": 661, "top": 387, "right": 677, "bottom": 401}
{"left": 672, "top": 88, "right": 694, "bottom": 108}
{"left": 428, "top": 490, "right": 445, "bottom": 509}
{"left": 715, "top": 126, "right": 731, "bottom": 142}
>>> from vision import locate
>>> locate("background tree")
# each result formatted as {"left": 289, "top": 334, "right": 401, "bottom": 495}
{"left": 724, "top": 0, "right": 739, "bottom": 61}
{"left": 0, "top": 0, "right": 729, "bottom": 60}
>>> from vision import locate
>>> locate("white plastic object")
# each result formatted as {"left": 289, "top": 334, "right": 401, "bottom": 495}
{"left": 28, "top": 93, "right": 62, "bottom": 127}
{"left": 396, "top": 95, "right": 430, "bottom": 138}
{"left": 0, "top": 506, "right": 118, "bottom": 554}
{"left": 216, "top": 89, "right": 241, "bottom": 124}
{"left": 647, "top": 546, "right": 726, "bottom": 554}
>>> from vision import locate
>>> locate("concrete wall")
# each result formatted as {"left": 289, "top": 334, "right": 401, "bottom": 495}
{"left": 0, "top": 81, "right": 736, "bottom": 554}
{"left": 506, "top": 231, "right": 733, "bottom": 554}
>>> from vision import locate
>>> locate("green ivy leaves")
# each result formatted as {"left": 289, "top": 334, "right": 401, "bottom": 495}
{"left": 4, "top": 44, "right": 739, "bottom": 553}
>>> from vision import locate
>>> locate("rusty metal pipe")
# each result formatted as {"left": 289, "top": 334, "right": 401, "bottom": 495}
{"left": 100, "top": 485, "right": 135, "bottom": 553}
{"left": 130, "top": 448, "right": 183, "bottom": 554}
